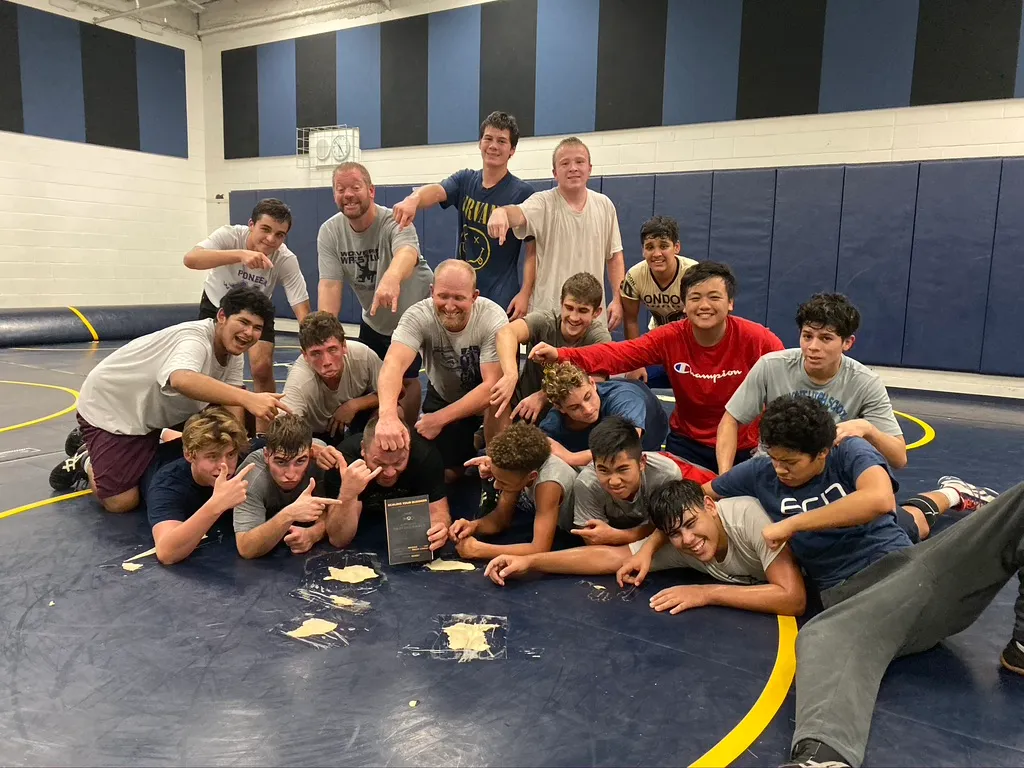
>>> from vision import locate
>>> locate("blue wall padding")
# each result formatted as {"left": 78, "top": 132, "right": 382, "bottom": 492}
{"left": 662, "top": 0, "right": 742, "bottom": 126}
{"left": 336, "top": 25, "right": 381, "bottom": 150}
{"left": 529, "top": 178, "right": 553, "bottom": 192}
{"left": 279, "top": 187, "right": 320, "bottom": 320}
{"left": 902, "top": 159, "right": 1001, "bottom": 372}
{"left": 653, "top": 171, "right": 712, "bottom": 261}
{"left": 17, "top": 5, "right": 85, "bottom": 143}
{"left": 0, "top": 305, "right": 197, "bottom": 348}
{"left": 602, "top": 175, "right": 656, "bottom": 338}
{"left": 226, "top": 154, "right": 1024, "bottom": 375}
{"left": 818, "top": 0, "right": 918, "bottom": 113}
{"left": 982, "top": 157, "right": 1024, "bottom": 376}
{"left": 709, "top": 169, "right": 776, "bottom": 325}
{"left": 135, "top": 39, "right": 188, "bottom": 158}
{"left": 422, "top": 203, "right": 458, "bottom": 270}
{"left": 534, "top": 0, "right": 599, "bottom": 136}
{"left": 767, "top": 165, "right": 844, "bottom": 346}
{"left": 256, "top": 40, "right": 296, "bottom": 158}
{"left": 427, "top": 5, "right": 481, "bottom": 145}
{"left": 835, "top": 162, "right": 918, "bottom": 367}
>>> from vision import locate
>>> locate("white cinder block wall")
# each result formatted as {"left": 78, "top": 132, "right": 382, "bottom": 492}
{"left": 0, "top": 0, "right": 207, "bottom": 310}
{"left": 202, "top": 0, "right": 1024, "bottom": 233}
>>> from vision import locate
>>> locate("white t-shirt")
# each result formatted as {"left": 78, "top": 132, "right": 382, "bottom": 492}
{"left": 391, "top": 297, "right": 508, "bottom": 403}
{"left": 511, "top": 188, "right": 623, "bottom": 313}
{"left": 196, "top": 224, "right": 309, "bottom": 307}
{"left": 77, "top": 319, "right": 244, "bottom": 435}
{"left": 629, "top": 496, "right": 782, "bottom": 585}
{"left": 280, "top": 342, "right": 382, "bottom": 433}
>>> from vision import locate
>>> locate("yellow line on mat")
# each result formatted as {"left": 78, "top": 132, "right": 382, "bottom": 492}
{"left": 894, "top": 410, "right": 936, "bottom": 451}
{"left": 689, "top": 616, "right": 798, "bottom": 768}
{"left": 67, "top": 306, "right": 99, "bottom": 341}
{"left": 0, "top": 380, "right": 80, "bottom": 434}
{"left": 0, "top": 490, "right": 93, "bottom": 520}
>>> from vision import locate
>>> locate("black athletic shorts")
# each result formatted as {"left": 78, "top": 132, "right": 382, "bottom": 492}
{"left": 199, "top": 291, "right": 275, "bottom": 344}
{"left": 358, "top": 320, "right": 421, "bottom": 380}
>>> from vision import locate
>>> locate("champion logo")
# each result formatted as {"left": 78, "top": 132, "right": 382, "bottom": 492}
{"left": 672, "top": 362, "right": 745, "bottom": 383}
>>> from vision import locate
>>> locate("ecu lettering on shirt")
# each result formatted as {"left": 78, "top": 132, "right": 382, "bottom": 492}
{"left": 779, "top": 482, "right": 848, "bottom": 516}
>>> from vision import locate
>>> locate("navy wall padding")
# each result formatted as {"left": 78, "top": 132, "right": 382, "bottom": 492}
{"left": 602, "top": 174, "right": 655, "bottom": 338}
{"left": 767, "top": 165, "right": 844, "bottom": 346}
{"left": 422, "top": 203, "right": 458, "bottom": 270}
{"left": 225, "top": 155, "right": 1024, "bottom": 376}
{"left": 982, "top": 157, "right": 1024, "bottom": 376}
{"left": 708, "top": 169, "right": 776, "bottom": 325}
{"left": 279, "top": 187, "right": 320, "bottom": 320}
{"left": 902, "top": 159, "right": 1001, "bottom": 372}
{"left": 653, "top": 171, "right": 713, "bottom": 260}
{"left": 0, "top": 305, "right": 197, "bottom": 348}
{"left": 529, "top": 178, "right": 553, "bottom": 192}
{"left": 835, "top": 162, "right": 918, "bottom": 366}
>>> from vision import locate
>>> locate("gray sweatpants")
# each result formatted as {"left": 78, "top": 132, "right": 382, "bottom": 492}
{"left": 792, "top": 480, "right": 1024, "bottom": 767}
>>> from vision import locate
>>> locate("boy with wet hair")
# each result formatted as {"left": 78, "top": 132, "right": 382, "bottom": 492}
{"left": 490, "top": 272, "right": 612, "bottom": 425}
{"left": 538, "top": 361, "right": 669, "bottom": 468}
{"left": 484, "top": 478, "right": 806, "bottom": 618}
{"left": 569, "top": 416, "right": 715, "bottom": 547}
{"left": 703, "top": 394, "right": 1010, "bottom": 768}
{"left": 717, "top": 292, "right": 907, "bottom": 473}
{"left": 52, "top": 285, "right": 289, "bottom": 513}
{"left": 186, "top": 197, "right": 311, "bottom": 432}
{"left": 393, "top": 111, "right": 538, "bottom": 319}
{"left": 281, "top": 311, "right": 381, "bottom": 442}
{"left": 448, "top": 421, "right": 578, "bottom": 560}
{"left": 620, "top": 215, "right": 698, "bottom": 384}
{"left": 146, "top": 407, "right": 253, "bottom": 565}
{"left": 233, "top": 414, "right": 345, "bottom": 559}
{"left": 530, "top": 261, "right": 783, "bottom": 473}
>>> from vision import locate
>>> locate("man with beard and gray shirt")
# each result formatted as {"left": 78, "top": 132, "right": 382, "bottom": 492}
{"left": 373, "top": 260, "right": 509, "bottom": 482}
{"left": 317, "top": 162, "right": 434, "bottom": 428}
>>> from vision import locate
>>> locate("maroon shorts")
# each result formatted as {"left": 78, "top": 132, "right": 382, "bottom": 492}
{"left": 660, "top": 451, "right": 717, "bottom": 486}
{"left": 77, "top": 413, "right": 160, "bottom": 499}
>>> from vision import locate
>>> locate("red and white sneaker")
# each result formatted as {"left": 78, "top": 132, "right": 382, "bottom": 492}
{"left": 938, "top": 475, "right": 999, "bottom": 512}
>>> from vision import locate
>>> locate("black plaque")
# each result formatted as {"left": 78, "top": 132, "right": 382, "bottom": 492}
{"left": 385, "top": 495, "right": 432, "bottom": 565}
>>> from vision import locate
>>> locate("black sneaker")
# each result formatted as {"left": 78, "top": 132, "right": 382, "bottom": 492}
{"left": 64, "top": 427, "right": 83, "bottom": 457}
{"left": 780, "top": 740, "right": 851, "bottom": 768}
{"left": 1000, "top": 639, "right": 1024, "bottom": 675}
{"left": 479, "top": 479, "right": 500, "bottom": 517}
{"left": 49, "top": 445, "right": 89, "bottom": 491}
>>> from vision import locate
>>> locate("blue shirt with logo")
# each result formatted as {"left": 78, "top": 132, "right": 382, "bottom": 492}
{"left": 440, "top": 168, "right": 536, "bottom": 311}
{"left": 539, "top": 380, "right": 670, "bottom": 454}
{"left": 710, "top": 437, "right": 912, "bottom": 591}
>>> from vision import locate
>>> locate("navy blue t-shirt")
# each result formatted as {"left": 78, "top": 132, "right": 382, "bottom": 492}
{"left": 440, "top": 168, "right": 536, "bottom": 311}
{"left": 710, "top": 437, "right": 912, "bottom": 591}
{"left": 539, "top": 380, "right": 670, "bottom": 453}
{"left": 146, "top": 457, "right": 214, "bottom": 529}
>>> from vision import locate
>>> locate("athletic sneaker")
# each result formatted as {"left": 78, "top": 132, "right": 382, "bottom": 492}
{"left": 64, "top": 426, "right": 83, "bottom": 457}
{"left": 780, "top": 740, "right": 851, "bottom": 768}
{"left": 1000, "top": 639, "right": 1024, "bottom": 675}
{"left": 938, "top": 475, "right": 999, "bottom": 511}
{"left": 479, "top": 479, "right": 500, "bottom": 517}
{"left": 49, "top": 444, "right": 89, "bottom": 492}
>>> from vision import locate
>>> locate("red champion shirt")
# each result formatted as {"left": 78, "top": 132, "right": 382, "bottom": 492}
{"left": 558, "top": 316, "right": 784, "bottom": 450}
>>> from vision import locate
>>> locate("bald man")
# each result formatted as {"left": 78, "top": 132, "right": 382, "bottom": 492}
{"left": 375, "top": 259, "right": 509, "bottom": 481}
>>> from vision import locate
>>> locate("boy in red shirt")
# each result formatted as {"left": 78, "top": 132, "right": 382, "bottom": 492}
{"left": 529, "top": 262, "right": 782, "bottom": 472}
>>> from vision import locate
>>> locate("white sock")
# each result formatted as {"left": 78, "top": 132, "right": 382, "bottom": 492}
{"left": 938, "top": 487, "right": 961, "bottom": 507}
{"left": 1016, "top": 640, "right": 1024, "bottom": 654}
{"left": 83, "top": 456, "right": 92, "bottom": 474}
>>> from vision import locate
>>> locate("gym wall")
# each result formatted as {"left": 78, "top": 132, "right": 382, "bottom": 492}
{"left": 0, "top": 0, "right": 205, "bottom": 310}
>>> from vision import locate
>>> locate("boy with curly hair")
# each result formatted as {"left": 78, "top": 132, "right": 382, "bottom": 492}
{"left": 539, "top": 361, "right": 668, "bottom": 468}
{"left": 448, "top": 421, "right": 578, "bottom": 560}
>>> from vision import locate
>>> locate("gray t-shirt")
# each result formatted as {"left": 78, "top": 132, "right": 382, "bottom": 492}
{"left": 572, "top": 451, "right": 681, "bottom": 529}
{"left": 391, "top": 297, "right": 508, "bottom": 403}
{"left": 317, "top": 205, "right": 434, "bottom": 335}
{"left": 77, "top": 319, "right": 244, "bottom": 435}
{"left": 630, "top": 496, "right": 782, "bottom": 585}
{"left": 725, "top": 348, "right": 903, "bottom": 436}
{"left": 280, "top": 342, "right": 382, "bottom": 433}
{"left": 232, "top": 442, "right": 327, "bottom": 533}
{"left": 523, "top": 454, "right": 579, "bottom": 530}
{"left": 518, "top": 310, "right": 613, "bottom": 399}
{"left": 196, "top": 224, "right": 309, "bottom": 307}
